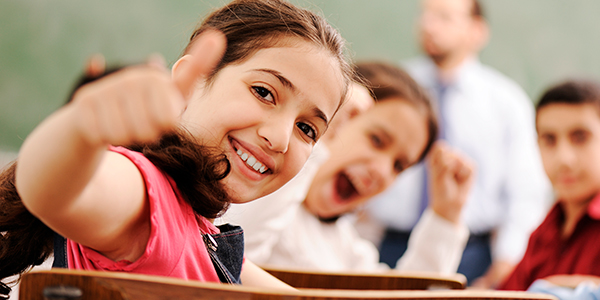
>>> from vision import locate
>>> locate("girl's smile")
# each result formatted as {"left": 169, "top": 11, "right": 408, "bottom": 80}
{"left": 177, "top": 38, "right": 345, "bottom": 203}
{"left": 230, "top": 137, "right": 273, "bottom": 178}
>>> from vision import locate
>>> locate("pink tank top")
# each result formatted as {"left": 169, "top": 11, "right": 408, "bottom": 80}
{"left": 67, "top": 146, "right": 220, "bottom": 282}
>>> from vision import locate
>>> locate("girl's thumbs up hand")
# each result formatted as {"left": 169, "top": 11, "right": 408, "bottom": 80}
{"left": 173, "top": 29, "right": 227, "bottom": 98}
{"left": 70, "top": 30, "right": 226, "bottom": 148}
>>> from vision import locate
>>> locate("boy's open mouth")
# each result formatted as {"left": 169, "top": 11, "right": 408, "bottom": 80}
{"left": 335, "top": 172, "right": 358, "bottom": 202}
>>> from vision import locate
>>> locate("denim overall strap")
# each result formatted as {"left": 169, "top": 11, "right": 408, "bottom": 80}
{"left": 203, "top": 224, "right": 244, "bottom": 284}
{"left": 52, "top": 232, "right": 68, "bottom": 268}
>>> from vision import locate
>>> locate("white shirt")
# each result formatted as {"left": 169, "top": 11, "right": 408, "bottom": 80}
{"left": 368, "top": 56, "right": 552, "bottom": 263}
{"left": 266, "top": 206, "right": 468, "bottom": 273}
{"left": 220, "top": 143, "right": 469, "bottom": 273}
{"left": 218, "top": 143, "right": 330, "bottom": 263}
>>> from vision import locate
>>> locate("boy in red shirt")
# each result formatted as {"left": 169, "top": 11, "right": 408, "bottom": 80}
{"left": 499, "top": 80, "right": 600, "bottom": 291}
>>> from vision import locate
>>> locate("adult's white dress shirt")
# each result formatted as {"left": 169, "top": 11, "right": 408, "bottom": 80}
{"left": 368, "top": 56, "right": 552, "bottom": 264}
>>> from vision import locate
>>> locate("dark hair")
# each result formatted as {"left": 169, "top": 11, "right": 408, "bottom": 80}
{"left": 186, "top": 0, "right": 353, "bottom": 101}
{"left": 1, "top": 0, "right": 352, "bottom": 294}
{"left": 0, "top": 162, "right": 54, "bottom": 285}
{"left": 537, "top": 79, "right": 600, "bottom": 113}
{"left": 355, "top": 61, "right": 439, "bottom": 162}
{"left": 128, "top": 131, "right": 231, "bottom": 218}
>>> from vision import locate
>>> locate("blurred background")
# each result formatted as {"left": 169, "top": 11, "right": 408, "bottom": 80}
{"left": 2, "top": 0, "right": 600, "bottom": 156}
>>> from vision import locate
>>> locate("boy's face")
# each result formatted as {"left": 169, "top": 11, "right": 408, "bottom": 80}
{"left": 304, "top": 99, "right": 428, "bottom": 218}
{"left": 537, "top": 103, "right": 600, "bottom": 203}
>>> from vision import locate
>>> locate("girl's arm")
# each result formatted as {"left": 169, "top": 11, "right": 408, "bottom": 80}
{"left": 240, "top": 260, "right": 296, "bottom": 290}
{"left": 15, "top": 30, "right": 226, "bottom": 261}
{"left": 16, "top": 66, "right": 184, "bottom": 261}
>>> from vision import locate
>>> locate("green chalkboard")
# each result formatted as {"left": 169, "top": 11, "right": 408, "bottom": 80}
{"left": 2, "top": 0, "right": 600, "bottom": 151}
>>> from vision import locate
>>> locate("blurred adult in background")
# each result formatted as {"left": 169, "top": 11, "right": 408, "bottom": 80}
{"left": 368, "top": 0, "right": 551, "bottom": 288}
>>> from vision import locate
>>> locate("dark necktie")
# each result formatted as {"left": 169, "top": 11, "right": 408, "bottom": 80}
{"left": 415, "top": 81, "right": 449, "bottom": 227}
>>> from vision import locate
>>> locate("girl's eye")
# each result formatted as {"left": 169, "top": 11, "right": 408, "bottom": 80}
{"left": 252, "top": 86, "right": 275, "bottom": 103}
{"left": 297, "top": 122, "right": 317, "bottom": 141}
{"left": 369, "top": 134, "right": 383, "bottom": 148}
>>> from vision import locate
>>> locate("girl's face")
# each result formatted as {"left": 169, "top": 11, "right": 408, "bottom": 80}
{"left": 537, "top": 103, "right": 600, "bottom": 204}
{"left": 304, "top": 100, "right": 429, "bottom": 218}
{"left": 178, "top": 39, "right": 344, "bottom": 203}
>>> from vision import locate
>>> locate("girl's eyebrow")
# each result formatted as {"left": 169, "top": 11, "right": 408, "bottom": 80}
{"left": 251, "top": 68, "right": 330, "bottom": 126}
{"left": 252, "top": 68, "right": 297, "bottom": 92}
{"left": 312, "top": 107, "right": 329, "bottom": 127}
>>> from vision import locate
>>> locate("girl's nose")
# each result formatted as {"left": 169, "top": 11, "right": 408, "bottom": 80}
{"left": 371, "top": 155, "right": 396, "bottom": 189}
{"left": 258, "top": 117, "right": 293, "bottom": 153}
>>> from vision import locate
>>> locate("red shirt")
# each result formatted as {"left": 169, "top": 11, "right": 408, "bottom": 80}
{"left": 498, "top": 193, "right": 600, "bottom": 291}
{"left": 67, "top": 146, "right": 220, "bottom": 282}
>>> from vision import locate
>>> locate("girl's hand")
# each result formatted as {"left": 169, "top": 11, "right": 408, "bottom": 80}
{"left": 70, "top": 30, "right": 226, "bottom": 147}
{"left": 17, "top": 30, "right": 226, "bottom": 261}
{"left": 427, "top": 141, "right": 475, "bottom": 224}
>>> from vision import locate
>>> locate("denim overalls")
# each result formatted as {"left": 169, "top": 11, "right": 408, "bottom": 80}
{"left": 52, "top": 223, "right": 244, "bottom": 284}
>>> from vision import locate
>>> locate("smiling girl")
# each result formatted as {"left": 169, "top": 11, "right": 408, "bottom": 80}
{"left": 0, "top": 0, "right": 352, "bottom": 295}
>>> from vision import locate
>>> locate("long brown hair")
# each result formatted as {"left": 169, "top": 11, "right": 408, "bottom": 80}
{"left": 187, "top": 0, "right": 353, "bottom": 95}
{"left": 0, "top": 0, "right": 353, "bottom": 293}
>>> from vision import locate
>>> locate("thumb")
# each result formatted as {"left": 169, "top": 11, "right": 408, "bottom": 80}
{"left": 175, "top": 29, "right": 227, "bottom": 98}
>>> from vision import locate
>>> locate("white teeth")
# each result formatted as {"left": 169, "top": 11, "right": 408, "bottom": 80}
{"left": 236, "top": 148, "right": 269, "bottom": 174}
